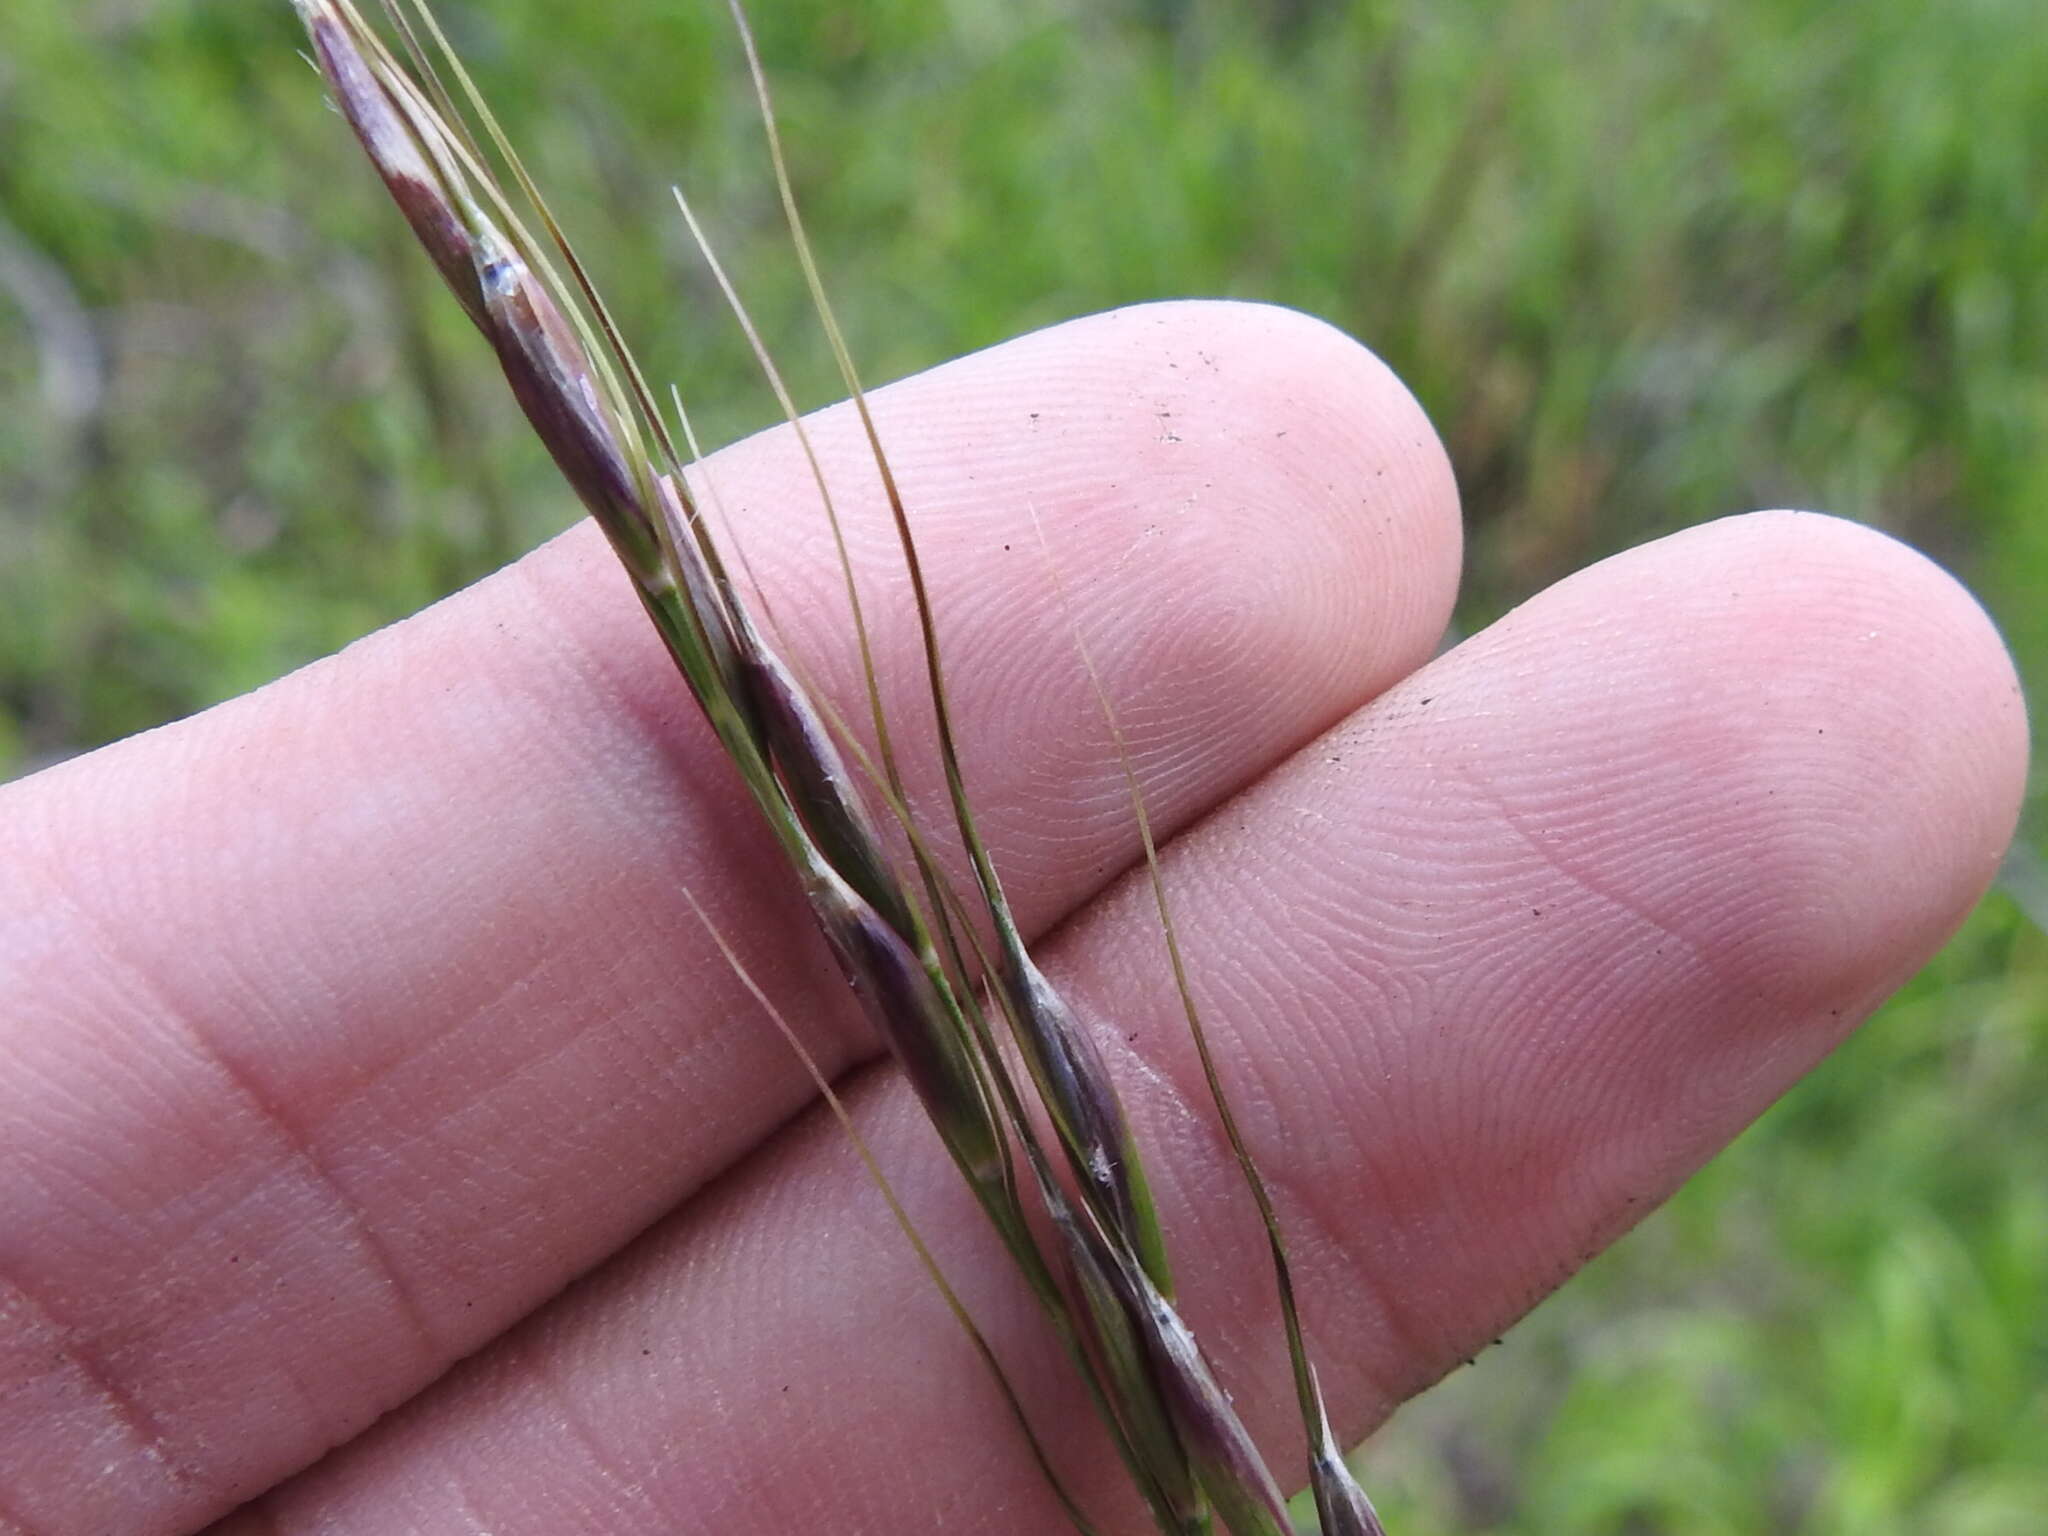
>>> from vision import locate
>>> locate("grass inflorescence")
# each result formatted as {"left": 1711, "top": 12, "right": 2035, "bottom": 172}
{"left": 292, "top": 2, "right": 1386, "bottom": 1531}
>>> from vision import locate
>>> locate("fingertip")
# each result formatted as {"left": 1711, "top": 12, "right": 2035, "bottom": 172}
{"left": 1488, "top": 507, "right": 2027, "bottom": 1018}
{"left": 1709, "top": 510, "right": 2027, "bottom": 1000}
{"left": 1046, "top": 300, "right": 1465, "bottom": 687}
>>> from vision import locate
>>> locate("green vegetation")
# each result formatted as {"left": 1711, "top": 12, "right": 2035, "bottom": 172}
{"left": 2, "top": 0, "right": 2040, "bottom": 1529}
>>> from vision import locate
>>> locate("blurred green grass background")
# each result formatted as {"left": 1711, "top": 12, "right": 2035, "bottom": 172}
{"left": 2, "top": 0, "right": 2041, "bottom": 1529}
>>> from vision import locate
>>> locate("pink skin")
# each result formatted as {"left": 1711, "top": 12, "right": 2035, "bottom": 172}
{"left": 0, "top": 301, "right": 2025, "bottom": 1536}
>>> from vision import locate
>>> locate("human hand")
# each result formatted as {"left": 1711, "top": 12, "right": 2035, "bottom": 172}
{"left": 1, "top": 302, "right": 2026, "bottom": 1535}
